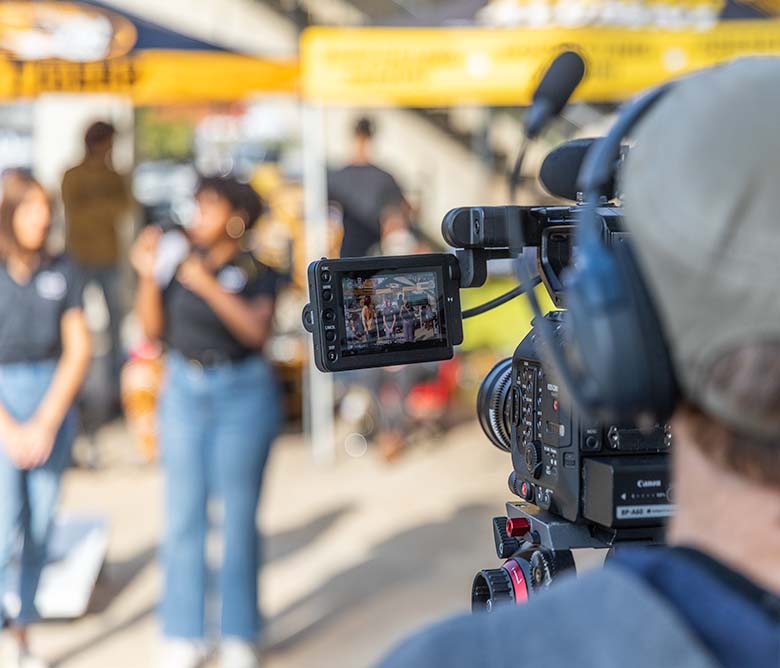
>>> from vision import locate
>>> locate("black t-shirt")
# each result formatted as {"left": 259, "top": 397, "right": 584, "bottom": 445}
{"left": 327, "top": 163, "right": 405, "bottom": 258}
{"left": 0, "top": 254, "right": 85, "bottom": 364}
{"left": 163, "top": 252, "right": 278, "bottom": 365}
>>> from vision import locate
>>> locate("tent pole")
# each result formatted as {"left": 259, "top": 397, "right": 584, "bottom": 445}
{"left": 302, "top": 103, "right": 336, "bottom": 464}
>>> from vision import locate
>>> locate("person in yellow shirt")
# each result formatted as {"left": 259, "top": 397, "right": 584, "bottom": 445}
{"left": 61, "top": 121, "right": 133, "bottom": 402}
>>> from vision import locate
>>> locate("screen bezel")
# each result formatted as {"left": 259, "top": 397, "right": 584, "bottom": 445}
{"left": 311, "top": 254, "right": 461, "bottom": 372}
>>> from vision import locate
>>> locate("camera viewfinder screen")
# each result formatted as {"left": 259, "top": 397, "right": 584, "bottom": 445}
{"left": 340, "top": 269, "right": 447, "bottom": 357}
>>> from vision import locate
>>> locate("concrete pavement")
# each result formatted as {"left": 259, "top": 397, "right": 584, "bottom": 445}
{"left": 31, "top": 421, "right": 516, "bottom": 668}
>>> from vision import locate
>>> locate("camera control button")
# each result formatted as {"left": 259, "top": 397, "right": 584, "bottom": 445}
{"left": 325, "top": 330, "right": 337, "bottom": 343}
{"left": 323, "top": 309, "right": 336, "bottom": 323}
{"left": 524, "top": 441, "right": 542, "bottom": 479}
{"left": 327, "top": 351, "right": 337, "bottom": 362}
{"left": 321, "top": 269, "right": 332, "bottom": 284}
{"left": 322, "top": 288, "right": 333, "bottom": 302}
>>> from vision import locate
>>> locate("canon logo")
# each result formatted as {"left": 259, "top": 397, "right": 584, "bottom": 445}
{"left": 637, "top": 479, "right": 662, "bottom": 489}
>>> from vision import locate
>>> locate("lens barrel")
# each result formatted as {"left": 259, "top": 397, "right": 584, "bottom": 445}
{"left": 477, "top": 358, "right": 514, "bottom": 452}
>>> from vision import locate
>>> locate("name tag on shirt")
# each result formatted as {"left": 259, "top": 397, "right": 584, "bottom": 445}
{"left": 35, "top": 271, "right": 67, "bottom": 301}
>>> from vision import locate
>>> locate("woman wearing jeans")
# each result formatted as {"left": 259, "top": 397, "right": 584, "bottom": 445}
{"left": 0, "top": 175, "right": 91, "bottom": 668}
{"left": 132, "top": 177, "right": 281, "bottom": 668}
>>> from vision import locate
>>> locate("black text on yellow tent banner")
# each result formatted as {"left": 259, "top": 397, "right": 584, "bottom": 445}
{"left": 0, "top": 51, "right": 298, "bottom": 103}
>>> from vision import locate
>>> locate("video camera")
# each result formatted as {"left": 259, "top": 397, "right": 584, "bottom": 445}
{"left": 302, "top": 51, "right": 674, "bottom": 613}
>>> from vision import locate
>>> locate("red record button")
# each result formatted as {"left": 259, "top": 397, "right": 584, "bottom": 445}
{"left": 553, "top": 399, "right": 559, "bottom": 412}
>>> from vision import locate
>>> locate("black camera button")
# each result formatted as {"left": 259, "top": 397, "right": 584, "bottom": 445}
{"left": 321, "top": 269, "right": 332, "bottom": 284}
{"left": 327, "top": 351, "right": 338, "bottom": 363}
{"left": 525, "top": 441, "right": 542, "bottom": 479}
{"left": 325, "top": 330, "right": 337, "bottom": 343}
{"left": 323, "top": 309, "right": 336, "bottom": 323}
{"left": 322, "top": 288, "right": 333, "bottom": 302}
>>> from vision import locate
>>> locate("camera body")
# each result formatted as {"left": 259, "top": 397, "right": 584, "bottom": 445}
{"left": 477, "top": 206, "right": 673, "bottom": 532}
{"left": 487, "top": 313, "right": 672, "bottom": 530}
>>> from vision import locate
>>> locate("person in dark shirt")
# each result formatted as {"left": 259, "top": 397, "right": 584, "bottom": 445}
{"left": 380, "top": 296, "right": 398, "bottom": 342}
{"left": 0, "top": 175, "right": 91, "bottom": 668}
{"left": 327, "top": 117, "right": 408, "bottom": 258}
{"left": 379, "top": 58, "right": 780, "bottom": 668}
{"left": 131, "top": 176, "right": 281, "bottom": 668}
{"left": 400, "top": 300, "right": 416, "bottom": 343}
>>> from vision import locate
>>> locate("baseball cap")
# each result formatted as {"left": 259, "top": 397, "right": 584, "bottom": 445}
{"left": 620, "top": 56, "right": 780, "bottom": 437}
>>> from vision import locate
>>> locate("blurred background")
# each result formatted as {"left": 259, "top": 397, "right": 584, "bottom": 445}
{"left": 1, "top": 1, "right": 779, "bottom": 667}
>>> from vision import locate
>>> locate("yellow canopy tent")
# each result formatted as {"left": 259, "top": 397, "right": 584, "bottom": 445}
{"left": 0, "top": 1, "right": 298, "bottom": 104}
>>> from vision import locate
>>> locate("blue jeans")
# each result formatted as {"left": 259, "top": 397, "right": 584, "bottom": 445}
{"left": 159, "top": 353, "right": 281, "bottom": 642}
{"left": 0, "top": 360, "right": 76, "bottom": 625}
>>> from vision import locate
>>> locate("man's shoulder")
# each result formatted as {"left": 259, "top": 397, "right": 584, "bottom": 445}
{"left": 62, "top": 164, "right": 82, "bottom": 181}
{"left": 379, "top": 565, "right": 719, "bottom": 668}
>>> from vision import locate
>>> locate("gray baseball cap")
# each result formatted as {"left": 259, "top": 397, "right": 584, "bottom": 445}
{"left": 620, "top": 57, "right": 780, "bottom": 437}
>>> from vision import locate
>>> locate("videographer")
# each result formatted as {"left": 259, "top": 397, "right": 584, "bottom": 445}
{"left": 379, "top": 59, "right": 780, "bottom": 668}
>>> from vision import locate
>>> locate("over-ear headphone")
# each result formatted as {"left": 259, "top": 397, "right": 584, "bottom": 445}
{"left": 531, "top": 84, "right": 681, "bottom": 426}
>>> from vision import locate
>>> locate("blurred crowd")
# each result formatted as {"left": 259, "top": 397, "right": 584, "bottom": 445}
{"left": 0, "top": 114, "right": 455, "bottom": 668}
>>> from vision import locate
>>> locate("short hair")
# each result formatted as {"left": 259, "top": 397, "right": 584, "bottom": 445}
{"left": 84, "top": 121, "right": 116, "bottom": 149}
{"left": 195, "top": 175, "right": 265, "bottom": 228}
{"left": 354, "top": 116, "right": 375, "bottom": 139}
{"left": 678, "top": 341, "right": 780, "bottom": 487}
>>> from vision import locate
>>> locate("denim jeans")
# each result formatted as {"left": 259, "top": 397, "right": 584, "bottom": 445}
{"left": 159, "top": 353, "right": 281, "bottom": 642}
{"left": 0, "top": 360, "right": 76, "bottom": 625}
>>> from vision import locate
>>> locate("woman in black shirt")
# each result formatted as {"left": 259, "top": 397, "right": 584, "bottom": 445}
{"left": 0, "top": 174, "right": 90, "bottom": 668}
{"left": 132, "top": 176, "right": 281, "bottom": 668}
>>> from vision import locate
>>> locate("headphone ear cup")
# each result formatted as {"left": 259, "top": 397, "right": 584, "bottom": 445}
{"left": 613, "top": 241, "right": 679, "bottom": 421}
{"left": 564, "top": 240, "right": 678, "bottom": 424}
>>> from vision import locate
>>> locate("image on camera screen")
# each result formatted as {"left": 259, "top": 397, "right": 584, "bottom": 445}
{"left": 341, "top": 270, "right": 447, "bottom": 356}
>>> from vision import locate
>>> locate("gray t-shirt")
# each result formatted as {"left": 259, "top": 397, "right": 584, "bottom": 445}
{"left": 0, "top": 254, "right": 85, "bottom": 364}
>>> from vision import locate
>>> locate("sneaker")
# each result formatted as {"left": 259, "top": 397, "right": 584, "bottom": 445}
{"left": 0, "top": 633, "right": 50, "bottom": 668}
{"left": 219, "top": 638, "right": 260, "bottom": 668}
{"left": 158, "top": 639, "right": 209, "bottom": 668}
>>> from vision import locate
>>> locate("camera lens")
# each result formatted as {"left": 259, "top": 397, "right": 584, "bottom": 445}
{"left": 477, "top": 358, "right": 514, "bottom": 452}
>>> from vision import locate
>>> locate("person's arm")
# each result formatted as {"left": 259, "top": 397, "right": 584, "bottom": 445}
{"left": 21, "top": 308, "right": 91, "bottom": 469}
{"left": 177, "top": 256, "right": 274, "bottom": 349}
{"left": 135, "top": 276, "right": 165, "bottom": 340}
{"left": 0, "top": 404, "right": 25, "bottom": 468}
{"left": 131, "top": 226, "right": 165, "bottom": 340}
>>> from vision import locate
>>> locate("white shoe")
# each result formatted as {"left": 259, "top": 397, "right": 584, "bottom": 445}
{"left": 0, "top": 633, "right": 50, "bottom": 668}
{"left": 158, "top": 639, "right": 209, "bottom": 668}
{"left": 219, "top": 638, "right": 260, "bottom": 668}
